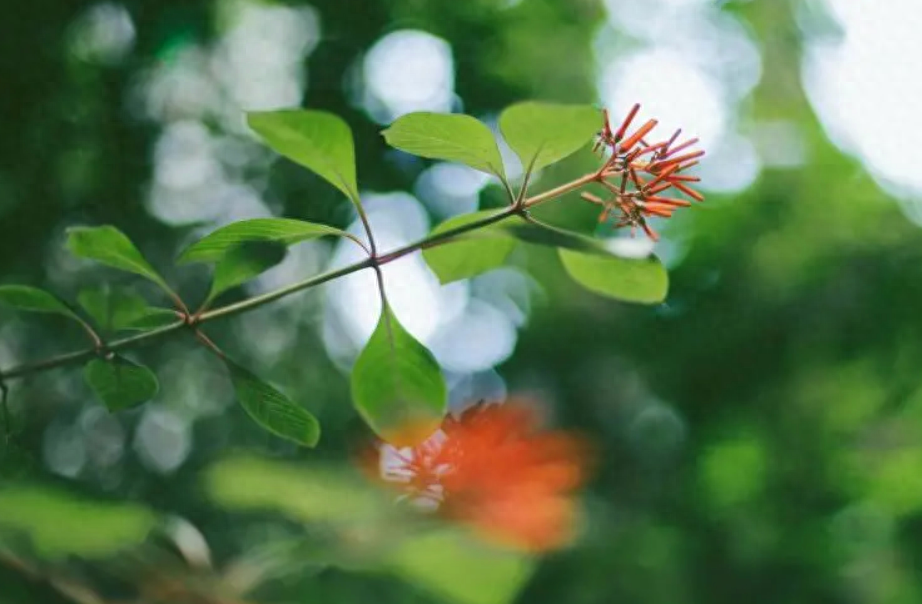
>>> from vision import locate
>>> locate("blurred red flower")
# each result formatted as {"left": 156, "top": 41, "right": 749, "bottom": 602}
{"left": 363, "top": 400, "right": 590, "bottom": 552}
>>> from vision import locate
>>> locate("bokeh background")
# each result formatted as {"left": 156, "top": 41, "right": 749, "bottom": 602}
{"left": 3, "top": 0, "right": 922, "bottom": 602}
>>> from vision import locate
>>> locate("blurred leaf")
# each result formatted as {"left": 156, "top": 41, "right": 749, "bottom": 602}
{"left": 0, "top": 486, "right": 156, "bottom": 558}
{"left": 205, "top": 456, "right": 385, "bottom": 525}
{"left": 77, "top": 287, "right": 178, "bottom": 332}
{"left": 699, "top": 437, "right": 767, "bottom": 510}
{"left": 503, "top": 221, "right": 611, "bottom": 253}
{"left": 558, "top": 249, "right": 668, "bottom": 304}
{"left": 65, "top": 226, "right": 173, "bottom": 295}
{"left": 351, "top": 304, "right": 446, "bottom": 445}
{"left": 84, "top": 356, "right": 159, "bottom": 411}
{"left": 387, "top": 530, "right": 535, "bottom": 604}
{"left": 225, "top": 360, "right": 320, "bottom": 447}
{"left": 382, "top": 113, "right": 506, "bottom": 179}
{"left": 422, "top": 210, "right": 518, "bottom": 283}
{"left": 206, "top": 241, "right": 287, "bottom": 302}
{"left": 0, "top": 285, "right": 80, "bottom": 322}
{"left": 178, "top": 218, "right": 360, "bottom": 264}
{"left": 499, "top": 102, "right": 600, "bottom": 173}
{"left": 247, "top": 110, "right": 360, "bottom": 203}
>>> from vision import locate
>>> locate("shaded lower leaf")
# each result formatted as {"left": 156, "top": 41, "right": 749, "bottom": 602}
{"left": 84, "top": 356, "right": 159, "bottom": 411}
{"left": 351, "top": 304, "right": 446, "bottom": 445}
{"left": 0, "top": 486, "right": 156, "bottom": 558}
{"left": 78, "top": 287, "right": 179, "bottom": 332}
{"left": 207, "top": 241, "right": 288, "bottom": 302}
{"left": 422, "top": 210, "right": 517, "bottom": 283}
{"left": 558, "top": 248, "right": 668, "bottom": 304}
{"left": 65, "top": 226, "right": 173, "bottom": 296}
{"left": 0, "top": 285, "right": 80, "bottom": 322}
{"left": 225, "top": 360, "right": 320, "bottom": 447}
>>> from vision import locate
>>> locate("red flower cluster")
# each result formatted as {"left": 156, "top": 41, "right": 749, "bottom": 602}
{"left": 586, "top": 104, "right": 705, "bottom": 241}
{"left": 366, "top": 400, "right": 590, "bottom": 552}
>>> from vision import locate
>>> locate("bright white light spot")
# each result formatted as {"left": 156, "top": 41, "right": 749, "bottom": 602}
{"left": 601, "top": 49, "right": 726, "bottom": 148}
{"left": 325, "top": 192, "right": 468, "bottom": 349}
{"left": 363, "top": 30, "right": 455, "bottom": 122}
{"left": 414, "top": 163, "right": 491, "bottom": 219}
{"left": 69, "top": 3, "right": 136, "bottom": 65}
{"left": 605, "top": 237, "right": 656, "bottom": 259}
{"left": 803, "top": 0, "right": 922, "bottom": 207}
{"left": 428, "top": 301, "right": 517, "bottom": 373}
{"left": 695, "top": 134, "right": 760, "bottom": 193}
{"left": 134, "top": 406, "right": 191, "bottom": 474}
{"left": 43, "top": 422, "right": 86, "bottom": 478}
{"left": 213, "top": 0, "right": 320, "bottom": 110}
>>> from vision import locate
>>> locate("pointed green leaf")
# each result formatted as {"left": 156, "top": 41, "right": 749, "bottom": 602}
{"left": 65, "top": 226, "right": 173, "bottom": 294}
{"left": 0, "top": 285, "right": 81, "bottom": 321}
{"left": 558, "top": 248, "right": 668, "bottom": 304}
{"left": 78, "top": 287, "right": 179, "bottom": 332}
{"left": 382, "top": 113, "right": 506, "bottom": 179}
{"left": 226, "top": 360, "right": 320, "bottom": 447}
{"left": 247, "top": 110, "right": 359, "bottom": 203}
{"left": 351, "top": 305, "right": 446, "bottom": 445}
{"left": 388, "top": 530, "right": 535, "bottom": 604}
{"left": 178, "top": 218, "right": 361, "bottom": 264}
{"left": 206, "top": 241, "right": 287, "bottom": 302}
{"left": 422, "top": 210, "right": 518, "bottom": 284}
{"left": 84, "top": 356, "right": 159, "bottom": 411}
{"left": 499, "top": 102, "right": 600, "bottom": 173}
{"left": 0, "top": 487, "right": 156, "bottom": 558}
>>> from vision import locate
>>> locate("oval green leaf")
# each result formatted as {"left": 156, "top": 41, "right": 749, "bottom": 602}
{"left": 422, "top": 210, "right": 518, "bottom": 284}
{"left": 84, "top": 356, "right": 159, "bottom": 411}
{"left": 0, "top": 285, "right": 80, "bottom": 321}
{"left": 382, "top": 112, "right": 506, "bottom": 179}
{"left": 207, "top": 241, "right": 288, "bottom": 302}
{"left": 66, "top": 226, "right": 173, "bottom": 295}
{"left": 558, "top": 248, "right": 668, "bottom": 305}
{"left": 351, "top": 305, "right": 446, "bottom": 445}
{"left": 225, "top": 359, "right": 321, "bottom": 447}
{"left": 0, "top": 486, "right": 156, "bottom": 559}
{"left": 388, "top": 530, "right": 535, "bottom": 604}
{"left": 178, "top": 218, "right": 361, "bottom": 264}
{"left": 499, "top": 102, "right": 600, "bottom": 173}
{"left": 78, "top": 287, "right": 179, "bottom": 332}
{"left": 247, "top": 110, "right": 360, "bottom": 203}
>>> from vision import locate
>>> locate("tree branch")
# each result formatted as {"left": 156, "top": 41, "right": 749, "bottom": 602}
{"left": 0, "top": 173, "right": 597, "bottom": 383}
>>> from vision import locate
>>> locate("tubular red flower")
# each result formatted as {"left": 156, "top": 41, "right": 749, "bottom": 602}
{"left": 613, "top": 103, "right": 641, "bottom": 142}
{"left": 620, "top": 119, "right": 659, "bottom": 152}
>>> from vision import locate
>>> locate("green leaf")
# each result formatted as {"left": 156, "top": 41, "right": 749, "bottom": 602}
{"left": 382, "top": 113, "right": 506, "bottom": 179}
{"left": 84, "top": 356, "right": 159, "bottom": 411}
{"left": 225, "top": 360, "right": 321, "bottom": 447}
{"left": 0, "top": 486, "right": 156, "bottom": 559}
{"left": 206, "top": 456, "right": 387, "bottom": 526}
{"left": 351, "top": 305, "right": 446, "bottom": 445}
{"left": 499, "top": 102, "right": 600, "bottom": 173}
{"left": 388, "top": 530, "right": 535, "bottom": 604}
{"left": 65, "top": 226, "right": 173, "bottom": 294}
{"left": 77, "top": 287, "right": 179, "bottom": 332}
{"left": 178, "top": 218, "right": 360, "bottom": 264}
{"left": 206, "top": 241, "right": 287, "bottom": 302}
{"left": 0, "top": 285, "right": 80, "bottom": 321}
{"left": 247, "top": 110, "right": 359, "bottom": 202}
{"left": 422, "top": 210, "right": 518, "bottom": 283}
{"left": 558, "top": 248, "right": 668, "bottom": 304}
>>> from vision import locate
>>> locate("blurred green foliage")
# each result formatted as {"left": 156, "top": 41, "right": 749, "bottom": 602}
{"left": 2, "top": 0, "right": 922, "bottom": 603}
